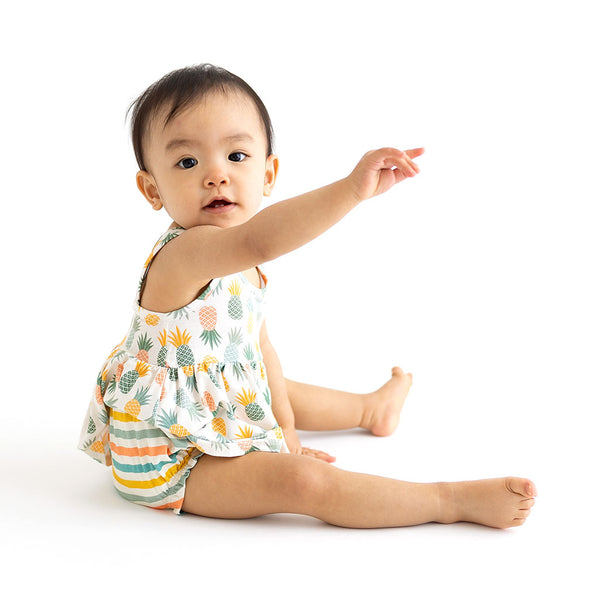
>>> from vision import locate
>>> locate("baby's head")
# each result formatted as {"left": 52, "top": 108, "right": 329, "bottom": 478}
{"left": 129, "top": 64, "right": 278, "bottom": 229}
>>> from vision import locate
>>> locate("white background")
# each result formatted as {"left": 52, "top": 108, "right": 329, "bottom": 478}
{"left": 1, "top": 0, "right": 598, "bottom": 597}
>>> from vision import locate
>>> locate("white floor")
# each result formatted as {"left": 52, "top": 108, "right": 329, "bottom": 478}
{"left": 3, "top": 373, "right": 596, "bottom": 599}
{"left": 3, "top": 2, "right": 599, "bottom": 597}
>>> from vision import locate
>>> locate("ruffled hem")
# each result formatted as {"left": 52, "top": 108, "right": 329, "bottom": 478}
{"left": 79, "top": 350, "right": 288, "bottom": 466}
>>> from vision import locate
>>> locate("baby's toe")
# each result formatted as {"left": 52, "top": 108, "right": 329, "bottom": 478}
{"left": 507, "top": 477, "right": 536, "bottom": 498}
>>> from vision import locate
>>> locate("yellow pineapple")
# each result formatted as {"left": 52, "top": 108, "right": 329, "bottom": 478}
{"left": 90, "top": 440, "right": 105, "bottom": 453}
{"left": 222, "top": 372, "right": 230, "bottom": 392}
{"left": 212, "top": 417, "right": 226, "bottom": 436}
{"left": 198, "top": 355, "right": 218, "bottom": 372}
{"left": 157, "top": 409, "right": 191, "bottom": 438}
{"left": 145, "top": 313, "right": 160, "bottom": 326}
{"left": 123, "top": 386, "right": 152, "bottom": 418}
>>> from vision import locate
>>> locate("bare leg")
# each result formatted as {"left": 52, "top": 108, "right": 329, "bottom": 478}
{"left": 181, "top": 452, "right": 536, "bottom": 529}
{"left": 285, "top": 366, "right": 413, "bottom": 436}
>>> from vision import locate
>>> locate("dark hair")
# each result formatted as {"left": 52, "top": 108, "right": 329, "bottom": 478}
{"left": 127, "top": 64, "right": 275, "bottom": 171}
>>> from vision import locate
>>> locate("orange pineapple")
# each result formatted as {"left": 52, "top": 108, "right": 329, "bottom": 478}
{"left": 235, "top": 425, "right": 254, "bottom": 451}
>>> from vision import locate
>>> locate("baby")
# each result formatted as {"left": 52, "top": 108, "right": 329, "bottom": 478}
{"left": 79, "top": 64, "right": 536, "bottom": 528}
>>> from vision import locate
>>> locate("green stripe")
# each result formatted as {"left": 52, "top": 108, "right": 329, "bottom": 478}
{"left": 112, "top": 456, "right": 178, "bottom": 474}
{"left": 110, "top": 424, "right": 165, "bottom": 441}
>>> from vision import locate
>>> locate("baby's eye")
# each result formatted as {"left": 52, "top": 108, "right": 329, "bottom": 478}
{"left": 228, "top": 152, "right": 248, "bottom": 163}
{"left": 177, "top": 157, "right": 198, "bottom": 169}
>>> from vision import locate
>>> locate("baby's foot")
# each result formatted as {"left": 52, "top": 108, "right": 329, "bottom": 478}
{"left": 362, "top": 367, "right": 413, "bottom": 436}
{"left": 438, "top": 477, "right": 537, "bottom": 529}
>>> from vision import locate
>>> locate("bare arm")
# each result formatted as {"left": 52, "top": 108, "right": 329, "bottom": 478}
{"left": 259, "top": 320, "right": 295, "bottom": 430}
{"left": 155, "top": 148, "right": 423, "bottom": 292}
{"left": 259, "top": 320, "right": 336, "bottom": 462}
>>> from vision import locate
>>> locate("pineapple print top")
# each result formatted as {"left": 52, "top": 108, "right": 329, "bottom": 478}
{"left": 78, "top": 226, "right": 288, "bottom": 513}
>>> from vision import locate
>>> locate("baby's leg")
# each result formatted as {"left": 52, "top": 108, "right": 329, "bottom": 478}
{"left": 285, "top": 367, "right": 412, "bottom": 436}
{"left": 181, "top": 452, "right": 536, "bottom": 529}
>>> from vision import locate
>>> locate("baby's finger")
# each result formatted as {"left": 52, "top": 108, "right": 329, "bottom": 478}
{"left": 302, "top": 447, "right": 336, "bottom": 463}
{"left": 405, "top": 147, "right": 425, "bottom": 159}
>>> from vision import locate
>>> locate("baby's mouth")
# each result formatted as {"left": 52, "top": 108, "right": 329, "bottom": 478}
{"left": 205, "top": 198, "right": 234, "bottom": 208}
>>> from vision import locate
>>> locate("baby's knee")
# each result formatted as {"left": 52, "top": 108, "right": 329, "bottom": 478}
{"left": 279, "top": 455, "right": 332, "bottom": 506}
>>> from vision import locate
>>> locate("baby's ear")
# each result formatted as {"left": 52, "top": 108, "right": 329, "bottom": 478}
{"left": 263, "top": 155, "right": 279, "bottom": 197}
{"left": 136, "top": 170, "right": 163, "bottom": 210}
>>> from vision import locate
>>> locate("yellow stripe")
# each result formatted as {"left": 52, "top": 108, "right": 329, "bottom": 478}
{"left": 111, "top": 410, "right": 142, "bottom": 423}
{"left": 112, "top": 448, "right": 195, "bottom": 489}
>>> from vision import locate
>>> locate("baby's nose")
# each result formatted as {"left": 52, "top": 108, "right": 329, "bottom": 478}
{"left": 204, "top": 170, "right": 230, "bottom": 187}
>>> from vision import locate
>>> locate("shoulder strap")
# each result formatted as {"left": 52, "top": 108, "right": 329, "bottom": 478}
{"left": 135, "top": 226, "right": 184, "bottom": 304}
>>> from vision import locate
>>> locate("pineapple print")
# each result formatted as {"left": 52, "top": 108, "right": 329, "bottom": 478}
{"left": 123, "top": 386, "right": 152, "bottom": 418}
{"left": 199, "top": 355, "right": 221, "bottom": 389}
{"left": 224, "top": 328, "right": 244, "bottom": 362}
{"left": 118, "top": 361, "right": 151, "bottom": 394}
{"left": 125, "top": 315, "right": 141, "bottom": 350}
{"left": 236, "top": 388, "right": 265, "bottom": 422}
{"left": 175, "top": 388, "right": 203, "bottom": 419}
{"left": 95, "top": 368, "right": 108, "bottom": 404}
{"left": 135, "top": 333, "right": 153, "bottom": 362}
{"left": 243, "top": 344, "right": 255, "bottom": 363}
{"left": 168, "top": 327, "right": 195, "bottom": 374}
{"left": 87, "top": 417, "right": 96, "bottom": 435}
{"left": 199, "top": 306, "right": 222, "bottom": 349}
{"left": 201, "top": 390, "right": 216, "bottom": 412}
{"left": 235, "top": 425, "right": 254, "bottom": 452}
{"left": 145, "top": 313, "right": 160, "bottom": 326}
{"left": 212, "top": 417, "right": 226, "bottom": 436}
{"left": 157, "top": 409, "right": 191, "bottom": 438}
{"left": 157, "top": 329, "right": 169, "bottom": 367}
{"left": 227, "top": 280, "right": 244, "bottom": 320}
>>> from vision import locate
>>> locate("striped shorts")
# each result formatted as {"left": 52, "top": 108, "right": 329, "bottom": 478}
{"left": 108, "top": 409, "right": 203, "bottom": 513}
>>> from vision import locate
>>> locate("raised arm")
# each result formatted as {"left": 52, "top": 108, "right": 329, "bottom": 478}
{"left": 147, "top": 148, "right": 423, "bottom": 308}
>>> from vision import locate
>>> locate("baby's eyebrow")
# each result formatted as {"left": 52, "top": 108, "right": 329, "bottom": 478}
{"left": 165, "top": 138, "right": 194, "bottom": 153}
{"left": 223, "top": 133, "right": 255, "bottom": 144}
{"left": 165, "top": 133, "right": 255, "bottom": 153}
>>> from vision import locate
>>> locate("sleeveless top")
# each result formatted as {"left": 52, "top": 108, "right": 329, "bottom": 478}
{"left": 78, "top": 226, "right": 288, "bottom": 511}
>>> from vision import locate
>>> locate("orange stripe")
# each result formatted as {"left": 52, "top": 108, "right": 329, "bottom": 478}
{"left": 151, "top": 499, "right": 184, "bottom": 511}
{"left": 110, "top": 441, "right": 171, "bottom": 457}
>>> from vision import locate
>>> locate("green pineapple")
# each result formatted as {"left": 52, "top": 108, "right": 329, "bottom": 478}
{"left": 175, "top": 388, "right": 202, "bottom": 419}
{"left": 227, "top": 280, "right": 244, "bottom": 320}
{"left": 118, "top": 361, "right": 151, "bottom": 394}
{"left": 224, "top": 328, "right": 244, "bottom": 363}
{"left": 243, "top": 344, "right": 255, "bottom": 362}
{"left": 125, "top": 315, "right": 141, "bottom": 350}
{"left": 168, "top": 327, "right": 195, "bottom": 368}
{"left": 87, "top": 417, "right": 96, "bottom": 434}
{"left": 236, "top": 388, "right": 265, "bottom": 422}
{"left": 157, "top": 329, "right": 169, "bottom": 367}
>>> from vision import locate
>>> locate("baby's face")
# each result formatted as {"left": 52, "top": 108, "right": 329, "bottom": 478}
{"left": 137, "top": 90, "right": 277, "bottom": 229}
